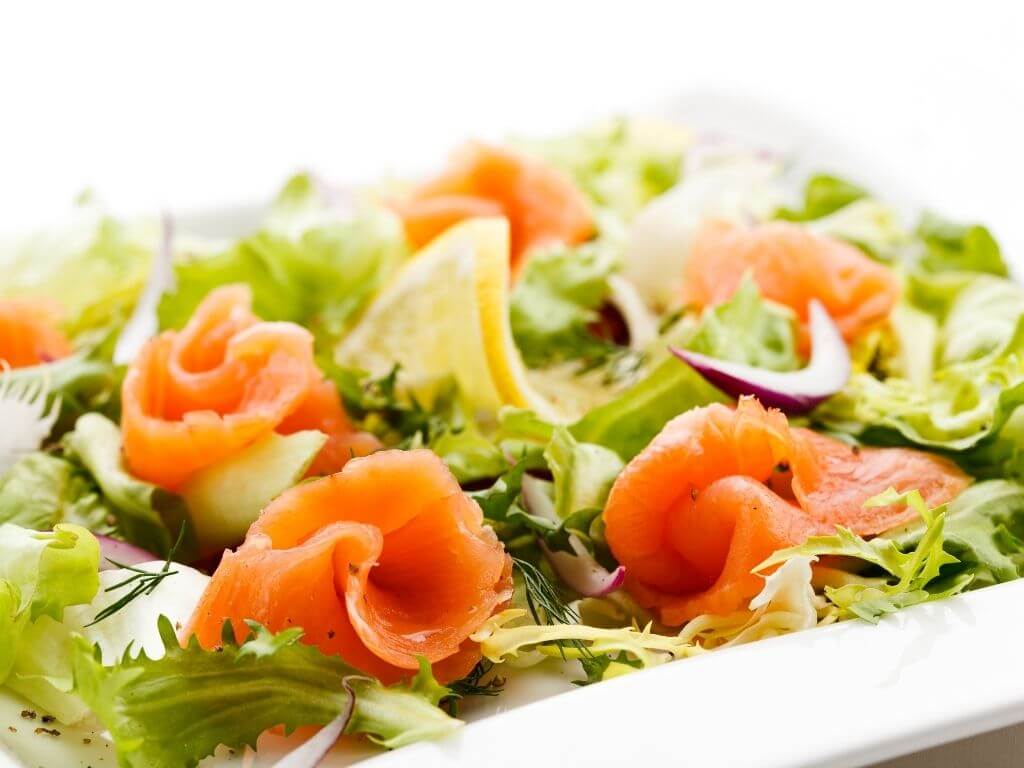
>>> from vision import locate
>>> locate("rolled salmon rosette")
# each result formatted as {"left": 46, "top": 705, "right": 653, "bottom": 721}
{"left": 121, "top": 284, "right": 380, "bottom": 490}
{"left": 604, "top": 398, "right": 969, "bottom": 625}
{"left": 187, "top": 448, "right": 513, "bottom": 683}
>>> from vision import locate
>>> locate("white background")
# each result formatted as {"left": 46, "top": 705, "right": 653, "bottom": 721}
{"left": 1, "top": 1, "right": 1022, "bottom": 237}
{"left": 1, "top": 4, "right": 1023, "bottom": 766}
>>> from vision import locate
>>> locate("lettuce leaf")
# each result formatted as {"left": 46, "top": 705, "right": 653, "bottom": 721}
{"left": 815, "top": 271, "right": 1024, "bottom": 479}
{"left": 774, "top": 173, "right": 917, "bottom": 262}
{"left": 882, "top": 480, "right": 1024, "bottom": 587}
{"left": 939, "top": 275, "right": 1024, "bottom": 365}
{"left": 71, "top": 617, "right": 459, "bottom": 768}
{"left": 776, "top": 174, "right": 868, "bottom": 221}
{"left": 0, "top": 523, "right": 100, "bottom": 687}
{"left": 429, "top": 421, "right": 508, "bottom": 485}
{"left": 510, "top": 241, "right": 618, "bottom": 367}
{"left": 916, "top": 211, "right": 1007, "bottom": 276}
{"left": 0, "top": 524, "right": 100, "bottom": 624}
{"left": 0, "top": 453, "right": 111, "bottom": 533}
{"left": 756, "top": 489, "right": 964, "bottom": 623}
{"left": 0, "top": 203, "right": 155, "bottom": 337}
{"left": 158, "top": 205, "right": 405, "bottom": 346}
{"left": 544, "top": 427, "right": 622, "bottom": 521}
{"left": 806, "top": 198, "right": 911, "bottom": 262}
{"left": 6, "top": 561, "right": 209, "bottom": 726}
{"left": 516, "top": 118, "right": 687, "bottom": 224}
{"left": 62, "top": 414, "right": 191, "bottom": 558}
{"left": 684, "top": 275, "right": 799, "bottom": 371}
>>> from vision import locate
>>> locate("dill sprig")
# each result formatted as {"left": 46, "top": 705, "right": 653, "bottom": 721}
{"left": 444, "top": 659, "right": 506, "bottom": 714}
{"left": 86, "top": 523, "right": 186, "bottom": 627}
{"left": 512, "top": 557, "right": 607, "bottom": 683}
{"left": 512, "top": 557, "right": 578, "bottom": 625}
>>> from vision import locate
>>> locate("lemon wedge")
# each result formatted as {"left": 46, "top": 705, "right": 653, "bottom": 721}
{"left": 336, "top": 217, "right": 562, "bottom": 421}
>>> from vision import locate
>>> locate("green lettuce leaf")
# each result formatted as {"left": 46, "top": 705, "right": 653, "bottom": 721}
{"left": 6, "top": 560, "right": 210, "bottom": 727}
{"left": 544, "top": 427, "right": 622, "bottom": 520}
{"left": 71, "top": 616, "right": 460, "bottom": 768}
{"left": 775, "top": 173, "right": 923, "bottom": 262}
{"left": 815, "top": 271, "right": 1024, "bottom": 479}
{"left": 509, "top": 241, "right": 618, "bottom": 367}
{"left": 516, "top": 118, "right": 687, "bottom": 224}
{"left": 756, "top": 489, "right": 964, "bottom": 623}
{"left": 776, "top": 173, "right": 868, "bottom": 221}
{"left": 0, "top": 203, "right": 156, "bottom": 337}
{"left": 685, "top": 275, "right": 799, "bottom": 371}
{"left": 429, "top": 422, "right": 508, "bottom": 485}
{"left": 882, "top": 480, "right": 1024, "bottom": 587}
{"left": 0, "top": 523, "right": 100, "bottom": 685}
{"left": 469, "top": 446, "right": 554, "bottom": 546}
{"left": 0, "top": 580, "right": 24, "bottom": 681}
{"left": 939, "top": 275, "right": 1024, "bottom": 365}
{"left": 806, "top": 198, "right": 911, "bottom": 261}
{"left": 880, "top": 303, "right": 939, "bottom": 388}
{"left": 0, "top": 524, "right": 100, "bottom": 624}
{"left": 62, "top": 414, "right": 190, "bottom": 558}
{"left": 916, "top": 211, "right": 1007, "bottom": 276}
{"left": 346, "top": 660, "right": 455, "bottom": 749}
{"left": 158, "top": 204, "right": 406, "bottom": 345}
{"left": 0, "top": 453, "right": 111, "bottom": 533}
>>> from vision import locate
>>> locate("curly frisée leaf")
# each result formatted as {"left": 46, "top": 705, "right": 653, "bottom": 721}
{"left": 70, "top": 616, "right": 460, "bottom": 768}
{"left": 882, "top": 479, "right": 1024, "bottom": 588}
{"left": 470, "top": 609, "right": 699, "bottom": 673}
{"left": 678, "top": 556, "right": 821, "bottom": 648}
{"left": 755, "top": 489, "right": 964, "bottom": 623}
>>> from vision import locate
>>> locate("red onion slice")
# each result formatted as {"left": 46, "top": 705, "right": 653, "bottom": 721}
{"left": 541, "top": 538, "right": 626, "bottom": 598}
{"left": 96, "top": 535, "right": 160, "bottom": 571}
{"left": 270, "top": 686, "right": 355, "bottom": 768}
{"left": 669, "top": 299, "right": 851, "bottom": 414}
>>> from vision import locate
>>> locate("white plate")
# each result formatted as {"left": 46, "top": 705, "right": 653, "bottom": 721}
{"left": 2, "top": 91, "right": 1021, "bottom": 768}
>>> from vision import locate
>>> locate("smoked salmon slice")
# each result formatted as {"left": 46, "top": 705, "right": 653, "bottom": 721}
{"left": 394, "top": 142, "right": 595, "bottom": 273}
{"left": 0, "top": 298, "right": 73, "bottom": 368}
{"left": 683, "top": 220, "right": 899, "bottom": 345}
{"left": 121, "top": 284, "right": 378, "bottom": 490}
{"left": 186, "top": 449, "right": 513, "bottom": 684}
{"left": 603, "top": 398, "right": 969, "bottom": 625}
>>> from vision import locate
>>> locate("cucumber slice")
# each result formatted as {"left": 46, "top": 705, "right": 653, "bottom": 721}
{"left": 182, "top": 430, "right": 326, "bottom": 554}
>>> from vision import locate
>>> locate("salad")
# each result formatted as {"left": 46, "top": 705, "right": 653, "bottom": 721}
{"left": 1, "top": 118, "right": 1022, "bottom": 768}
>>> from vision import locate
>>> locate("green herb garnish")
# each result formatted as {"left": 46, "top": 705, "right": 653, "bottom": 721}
{"left": 86, "top": 523, "right": 186, "bottom": 626}
{"left": 513, "top": 556, "right": 578, "bottom": 625}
